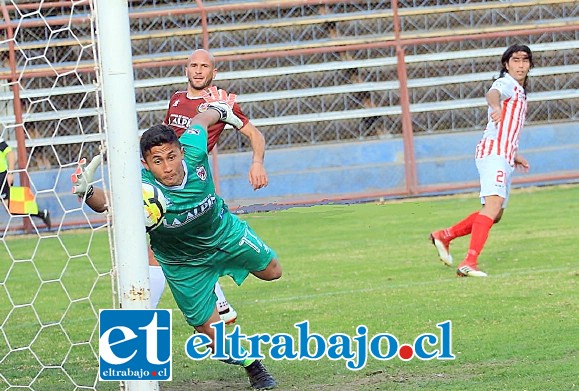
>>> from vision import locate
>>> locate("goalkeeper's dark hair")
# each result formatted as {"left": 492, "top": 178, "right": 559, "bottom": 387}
{"left": 140, "top": 124, "right": 181, "bottom": 158}
{"left": 497, "top": 44, "right": 534, "bottom": 94}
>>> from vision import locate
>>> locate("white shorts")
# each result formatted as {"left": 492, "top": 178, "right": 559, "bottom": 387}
{"left": 475, "top": 155, "right": 514, "bottom": 208}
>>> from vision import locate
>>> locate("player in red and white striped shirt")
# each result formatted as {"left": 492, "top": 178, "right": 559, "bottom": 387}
{"left": 430, "top": 44, "right": 534, "bottom": 277}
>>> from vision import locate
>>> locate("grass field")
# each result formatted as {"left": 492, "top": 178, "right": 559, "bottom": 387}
{"left": 0, "top": 184, "right": 577, "bottom": 390}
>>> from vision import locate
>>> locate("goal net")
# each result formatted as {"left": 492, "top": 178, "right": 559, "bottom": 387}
{"left": 0, "top": 1, "right": 152, "bottom": 390}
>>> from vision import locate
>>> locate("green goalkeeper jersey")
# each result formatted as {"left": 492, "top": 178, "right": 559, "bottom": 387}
{"left": 142, "top": 125, "right": 231, "bottom": 264}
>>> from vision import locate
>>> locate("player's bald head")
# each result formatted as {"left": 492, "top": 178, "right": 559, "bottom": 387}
{"left": 188, "top": 49, "right": 215, "bottom": 68}
{"left": 185, "top": 49, "right": 217, "bottom": 92}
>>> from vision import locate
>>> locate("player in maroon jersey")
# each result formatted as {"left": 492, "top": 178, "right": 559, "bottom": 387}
{"left": 164, "top": 49, "right": 268, "bottom": 189}
{"left": 430, "top": 44, "right": 533, "bottom": 277}
{"left": 148, "top": 49, "right": 269, "bottom": 321}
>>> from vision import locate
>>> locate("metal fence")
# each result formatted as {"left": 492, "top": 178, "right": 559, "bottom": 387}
{"left": 1, "top": 0, "right": 577, "bottom": 181}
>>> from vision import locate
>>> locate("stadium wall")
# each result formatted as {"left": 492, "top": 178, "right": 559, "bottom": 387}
{"left": 219, "top": 121, "right": 579, "bottom": 206}
{"left": 2, "top": 121, "right": 576, "bottom": 230}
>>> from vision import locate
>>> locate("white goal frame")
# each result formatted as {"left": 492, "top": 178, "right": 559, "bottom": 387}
{"left": 95, "top": 1, "right": 157, "bottom": 390}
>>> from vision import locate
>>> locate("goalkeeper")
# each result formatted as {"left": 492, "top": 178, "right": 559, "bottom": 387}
{"left": 71, "top": 90, "right": 280, "bottom": 390}
{"left": 156, "top": 48, "right": 271, "bottom": 323}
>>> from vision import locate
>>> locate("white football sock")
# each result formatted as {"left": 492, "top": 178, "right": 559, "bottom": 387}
{"left": 214, "top": 281, "right": 231, "bottom": 313}
{"left": 149, "top": 265, "right": 166, "bottom": 309}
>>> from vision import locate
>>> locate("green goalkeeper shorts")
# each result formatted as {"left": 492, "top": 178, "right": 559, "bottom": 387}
{"left": 159, "top": 214, "right": 276, "bottom": 327}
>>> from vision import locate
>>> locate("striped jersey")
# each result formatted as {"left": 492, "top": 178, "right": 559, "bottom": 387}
{"left": 163, "top": 90, "right": 249, "bottom": 152}
{"left": 475, "top": 73, "right": 527, "bottom": 166}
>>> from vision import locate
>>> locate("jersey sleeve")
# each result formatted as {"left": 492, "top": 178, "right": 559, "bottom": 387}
{"left": 179, "top": 124, "right": 208, "bottom": 153}
{"left": 489, "top": 77, "right": 513, "bottom": 100}
{"left": 0, "top": 140, "right": 11, "bottom": 155}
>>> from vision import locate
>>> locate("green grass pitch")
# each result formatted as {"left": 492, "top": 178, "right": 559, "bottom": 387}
{"left": 0, "top": 184, "right": 577, "bottom": 390}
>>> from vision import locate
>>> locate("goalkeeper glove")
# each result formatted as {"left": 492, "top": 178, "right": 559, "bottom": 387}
{"left": 71, "top": 155, "right": 102, "bottom": 200}
{"left": 201, "top": 86, "right": 244, "bottom": 129}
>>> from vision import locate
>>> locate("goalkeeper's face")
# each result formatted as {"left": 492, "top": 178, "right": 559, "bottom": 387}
{"left": 141, "top": 141, "right": 185, "bottom": 187}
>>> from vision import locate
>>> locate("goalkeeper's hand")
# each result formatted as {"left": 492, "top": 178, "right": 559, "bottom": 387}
{"left": 201, "top": 86, "right": 244, "bottom": 129}
{"left": 71, "top": 155, "right": 102, "bottom": 200}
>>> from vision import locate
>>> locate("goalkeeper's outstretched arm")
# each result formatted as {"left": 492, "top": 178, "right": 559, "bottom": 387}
{"left": 73, "top": 89, "right": 239, "bottom": 214}
{"left": 85, "top": 187, "right": 108, "bottom": 213}
{"left": 71, "top": 155, "right": 108, "bottom": 213}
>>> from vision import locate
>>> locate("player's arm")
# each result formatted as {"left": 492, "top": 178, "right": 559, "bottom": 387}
{"left": 514, "top": 154, "right": 530, "bottom": 172}
{"left": 200, "top": 87, "right": 243, "bottom": 129}
{"left": 71, "top": 155, "right": 108, "bottom": 213}
{"left": 486, "top": 88, "right": 502, "bottom": 127}
{"left": 238, "top": 121, "right": 268, "bottom": 190}
{"left": 190, "top": 107, "right": 221, "bottom": 130}
{"left": 180, "top": 100, "right": 241, "bottom": 156}
{"left": 85, "top": 187, "right": 108, "bottom": 213}
{"left": 5, "top": 146, "right": 15, "bottom": 185}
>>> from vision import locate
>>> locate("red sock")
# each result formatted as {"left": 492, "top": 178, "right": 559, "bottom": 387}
{"left": 465, "top": 214, "right": 494, "bottom": 264}
{"left": 446, "top": 212, "right": 479, "bottom": 240}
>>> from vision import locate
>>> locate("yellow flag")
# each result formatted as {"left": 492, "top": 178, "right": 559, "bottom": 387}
{"left": 9, "top": 186, "right": 39, "bottom": 215}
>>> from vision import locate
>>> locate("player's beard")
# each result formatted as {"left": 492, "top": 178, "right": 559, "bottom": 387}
{"left": 188, "top": 76, "right": 212, "bottom": 91}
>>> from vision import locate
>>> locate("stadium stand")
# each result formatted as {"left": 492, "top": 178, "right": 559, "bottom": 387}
{"left": 0, "top": 0, "right": 577, "bottom": 165}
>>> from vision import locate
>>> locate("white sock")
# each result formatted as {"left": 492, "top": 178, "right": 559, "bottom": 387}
{"left": 214, "top": 281, "right": 230, "bottom": 313}
{"left": 149, "top": 265, "right": 166, "bottom": 309}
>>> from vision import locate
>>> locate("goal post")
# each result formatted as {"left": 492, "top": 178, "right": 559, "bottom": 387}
{"left": 95, "top": 0, "right": 151, "bottom": 308}
{"left": 0, "top": 0, "right": 157, "bottom": 389}
{"left": 94, "top": 0, "right": 158, "bottom": 390}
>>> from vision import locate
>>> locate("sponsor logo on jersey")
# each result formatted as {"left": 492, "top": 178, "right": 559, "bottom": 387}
{"left": 163, "top": 195, "right": 216, "bottom": 228}
{"left": 168, "top": 114, "right": 191, "bottom": 129}
{"left": 172, "top": 99, "right": 180, "bottom": 107}
{"left": 198, "top": 102, "right": 209, "bottom": 113}
{"left": 196, "top": 166, "right": 207, "bottom": 181}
